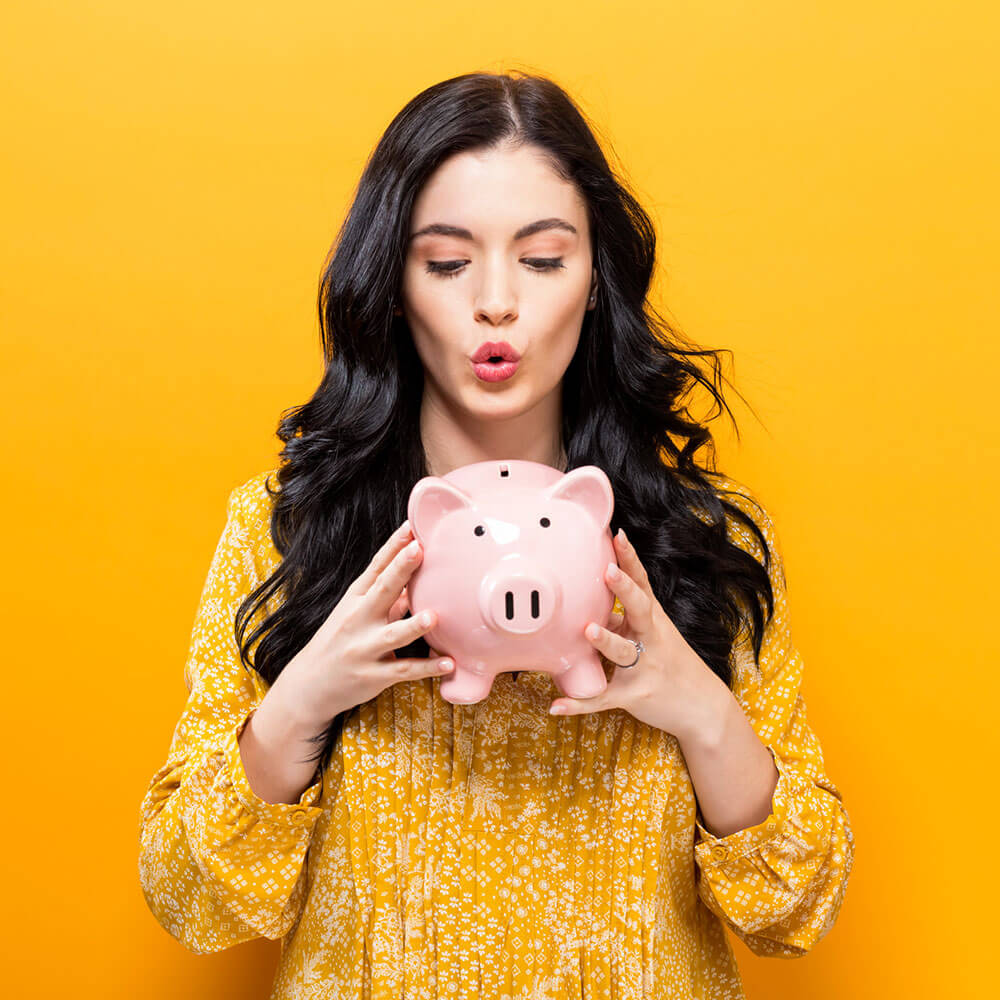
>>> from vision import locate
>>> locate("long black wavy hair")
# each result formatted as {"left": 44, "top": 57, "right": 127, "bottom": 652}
{"left": 234, "top": 70, "right": 775, "bottom": 781}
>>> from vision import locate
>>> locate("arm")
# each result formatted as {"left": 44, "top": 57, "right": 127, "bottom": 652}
{"left": 137, "top": 473, "right": 325, "bottom": 954}
{"left": 682, "top": 486, "right": 856, "bottom": 958}
{"left": 237, "top": 683, "right": 331, "bottom": 806}
{"left": 676, "top": 670, "right": 780, "bottom": 838}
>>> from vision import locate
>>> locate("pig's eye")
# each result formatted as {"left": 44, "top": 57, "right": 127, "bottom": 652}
{"left": 539, "top": 517, "right": 551, "bottom": 527}
{"left": 474, "top": 525, "right": 485, "bottom": 536}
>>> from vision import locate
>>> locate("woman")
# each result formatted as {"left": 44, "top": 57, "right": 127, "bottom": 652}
{"left": 138, "top": 71, "right": 854, "bottom": 998}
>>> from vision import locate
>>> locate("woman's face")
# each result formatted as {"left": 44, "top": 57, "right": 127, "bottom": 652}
{"left": 400, "top": 143, "right": 595, "bottom": 421}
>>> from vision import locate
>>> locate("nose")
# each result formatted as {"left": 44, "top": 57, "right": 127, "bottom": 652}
{"left": 474, "top": 255, "right": 518, "bottom": 325}
{"left": 481, "top": 564, "right": 557, "bottom": 635}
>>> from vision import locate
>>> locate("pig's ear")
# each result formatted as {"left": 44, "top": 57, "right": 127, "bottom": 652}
{"left": 408, "top": 477, "right": 474, "bottom": 541}
{"left": 545, "top": 466, "right": 614, "bottom": 532}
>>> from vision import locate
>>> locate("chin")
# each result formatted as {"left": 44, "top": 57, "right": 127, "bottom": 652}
{"left": 464, "top": 378, "right": 532, "bottom": 412}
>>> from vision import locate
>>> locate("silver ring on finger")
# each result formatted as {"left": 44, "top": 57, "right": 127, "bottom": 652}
{"left": 618, "top": 638, "right": 644, "bottom": 669}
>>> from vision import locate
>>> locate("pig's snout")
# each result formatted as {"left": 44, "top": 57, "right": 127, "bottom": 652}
{"left": 480, "top": 563, "right": 559, "bottom": 635}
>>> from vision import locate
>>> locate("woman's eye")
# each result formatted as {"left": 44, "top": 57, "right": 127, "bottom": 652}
{"left": 424, "top": 258, "right": 566, "bottom": 279}
{"left": 425, "top": 260, "right": 467, "bottom": 278}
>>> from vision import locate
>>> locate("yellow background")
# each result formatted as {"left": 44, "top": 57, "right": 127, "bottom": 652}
{"left": 3, "top": 1, "right": 995, "bottom": 995}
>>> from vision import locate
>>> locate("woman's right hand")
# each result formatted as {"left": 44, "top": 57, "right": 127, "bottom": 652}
{"left": 270, "top": 519, "right": 453, "bottom": 735}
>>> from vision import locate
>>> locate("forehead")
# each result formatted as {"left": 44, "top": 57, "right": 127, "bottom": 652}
{"left": 410, "top": 145, "right": 588, "bottom": 238}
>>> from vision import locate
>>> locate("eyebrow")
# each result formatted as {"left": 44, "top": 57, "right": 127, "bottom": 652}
{"left": 408, "top": 217, "right": 578, "bottom": 243}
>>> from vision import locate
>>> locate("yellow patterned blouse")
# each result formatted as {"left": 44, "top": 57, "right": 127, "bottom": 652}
{"left": 138, "top": 469, "right": 854, "bottom": 998}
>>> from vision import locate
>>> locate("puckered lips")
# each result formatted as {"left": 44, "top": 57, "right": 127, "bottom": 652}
{"left": 470, "top": 341, "right": 521, "bottom": 363}
{"left": 469, "top": 341, "right": 521, "bottom": 383}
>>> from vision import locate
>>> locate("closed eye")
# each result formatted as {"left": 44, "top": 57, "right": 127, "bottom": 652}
{"left": 425, "top": 258, "right": 566, "bottom": 279}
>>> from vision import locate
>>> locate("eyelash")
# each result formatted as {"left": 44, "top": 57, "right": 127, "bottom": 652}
{"left": 425, "top": 258, "right": 566, "bottom": 279}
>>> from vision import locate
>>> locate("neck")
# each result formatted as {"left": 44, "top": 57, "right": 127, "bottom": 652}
{"left": 420, "top": 380, "right": 566, "bottom": 477}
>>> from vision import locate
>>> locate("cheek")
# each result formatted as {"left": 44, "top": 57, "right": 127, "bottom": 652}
{"left": 530, "top": 270, "right": 591, "bottom": 323}
{"left": 536, "top": 282, "right": 589, "bottom": 349}
{"left": 407, "top": 324, "right": 448, "bottom": 376}
{"left": 400, "top": 263, "right": 431, "bottom": 319}
{"left": 544, "top": 327, "right": 584, "bottom": 381}
{"left": 401, "top": 263, "right": 465, "bottom": 328}
{"left": 401, "top": 269, "right": 447, "bottom": 358}
{"left": 403, "top": 302, "right": 463, "bottom": 377}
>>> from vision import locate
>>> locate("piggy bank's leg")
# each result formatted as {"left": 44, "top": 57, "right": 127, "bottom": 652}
{"left": 557, "top": 652, "right": 608, "bottom": 699}
{"left": 439, "top": 661, "right": 495, "bottom": 704}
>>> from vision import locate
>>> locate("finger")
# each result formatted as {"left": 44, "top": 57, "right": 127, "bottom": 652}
{"left": 386, "top": 585, "right": 410, "bottom": 624}
{"left": 376, "top": 605, "right": 440, "bottom": 655}
{"left": 549, "top": 688, "right": 611, "bottom": 717}
{"left": 390, "top": 653, "right": 455, "bottom": 683}
{"left": 349, "top": 520, "right": 413, "bottom": 596}
{"left": 387, "top": 592, "right": 408, "bottom": 624}
{"left": 367, "top": 536, "right": 424, "bottom": 617}
{"left": 605, "top": 561, "right": 653, "bottom": 631}
{"left": 613, "top": 529, "right": 652, "bottom": 594}
{"left": 606, "top": 609, "right": 625, "bottom": 633}
{"left": 583, "top": 620, "right": 641, "bottom": 666}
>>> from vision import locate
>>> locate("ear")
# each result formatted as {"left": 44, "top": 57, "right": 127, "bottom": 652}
{"left": 544, "top": 465, "right": 614, "bottom": 532}
{"left": 407, "top": 476, "right": 475, "bottom": 542}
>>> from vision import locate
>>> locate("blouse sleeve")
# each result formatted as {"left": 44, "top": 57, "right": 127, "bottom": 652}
{"left": 692, "top": 485, "right": 856, "bottom": 958}
{"left": 137, "top": 473, "right": 325, "bottom": 954}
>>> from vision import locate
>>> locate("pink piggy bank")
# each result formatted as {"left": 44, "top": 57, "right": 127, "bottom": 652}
{"left": 406, "top": 459, "right": 618, "bottom": 704}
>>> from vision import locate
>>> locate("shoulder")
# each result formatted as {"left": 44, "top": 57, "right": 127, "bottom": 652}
{"left": 225, "top": 467, "right": 282, "bottom": 572}
{"left": 700, "top": 474, "right": 794, "bottom": 685}
{"left": 700, "top": 471, "right": 786, "bottom": 586}
{"left": 227, "top": 467, "right": 280, "bottom": 520}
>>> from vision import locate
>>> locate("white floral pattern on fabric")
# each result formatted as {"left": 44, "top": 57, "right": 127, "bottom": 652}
{"left": 138, "top": 469, "right": 854, "bottom": 996}
{"left": 690, "top": 483, "right": 855, "bottom": 958}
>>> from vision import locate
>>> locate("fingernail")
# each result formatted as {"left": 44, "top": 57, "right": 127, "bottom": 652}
{"left": 550, "top": 703, "right": 565, "bottom": 715}
{"left": 400, "top": 520, "right": 411, "bottom": 534}
{"left": 617, "top": 528, "right": 628, "bottom": 545}
{"left": 406, "top": 540, "right": 420, "bottom": 556}
{"left": 586, "top": 623, "right": 601, "bottom": 640}
{"left": 437, "top": 659, "right": 453, "bottom": 672}
{"left": 607, "top": 562, "right": 621, "bottom": 579}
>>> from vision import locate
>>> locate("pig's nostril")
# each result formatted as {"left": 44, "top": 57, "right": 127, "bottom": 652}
{"left": 500, "top": 589, "right": 544, "bottom": 623}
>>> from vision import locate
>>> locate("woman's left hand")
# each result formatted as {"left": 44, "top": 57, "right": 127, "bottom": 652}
{"left": 549, "top": 529, "right": 728, "bottom": 743}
